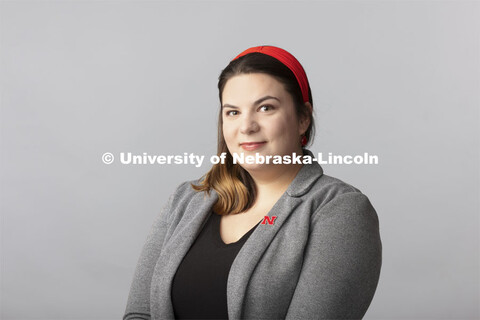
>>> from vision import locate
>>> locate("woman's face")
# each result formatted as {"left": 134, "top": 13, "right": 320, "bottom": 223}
{"left": 221, "top": 73, "right": 309, "bottom": 172}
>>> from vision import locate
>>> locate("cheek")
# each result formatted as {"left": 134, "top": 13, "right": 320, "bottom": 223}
{"left": 267, "top": 121, "right": 300, "bottom": 151}
{"left": 268, "top": 119, "right": 295, "bottom": 138}
{"left": 222, "top": 125, "right": 233, "bottom": 143}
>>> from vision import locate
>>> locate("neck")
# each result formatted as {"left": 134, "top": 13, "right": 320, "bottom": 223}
{"left": 248, "top": 162, "right": 304, "bottom": 199}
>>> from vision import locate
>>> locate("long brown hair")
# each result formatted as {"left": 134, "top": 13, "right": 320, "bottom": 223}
{"left": 192, "top": 52, "right": 315, "bottom": 215}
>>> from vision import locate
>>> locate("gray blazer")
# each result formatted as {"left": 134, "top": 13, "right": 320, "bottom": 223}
{"left": 124, "top": 153, "right": 382, "bottom": 320}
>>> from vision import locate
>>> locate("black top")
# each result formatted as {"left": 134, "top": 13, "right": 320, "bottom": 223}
{"left": 171, "top": 212, "right": 261, "bottom": 320}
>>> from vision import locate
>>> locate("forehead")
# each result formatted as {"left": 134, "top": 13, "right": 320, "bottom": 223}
{"left": 222, "top": 73, "right": 288, "bottom": 103}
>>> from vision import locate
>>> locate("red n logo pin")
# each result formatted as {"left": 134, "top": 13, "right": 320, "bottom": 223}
{"left": 261, "top": 215, "right": 277, "bottom": 225}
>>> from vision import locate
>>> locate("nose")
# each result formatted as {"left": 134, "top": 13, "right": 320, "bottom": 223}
{"left": 239, "top": 112, "right": 259, "bottom": 135}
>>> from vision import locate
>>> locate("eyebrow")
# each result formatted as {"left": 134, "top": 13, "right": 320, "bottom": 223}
{"left": 222, "top": 95, "right": 280, "bottom": 109}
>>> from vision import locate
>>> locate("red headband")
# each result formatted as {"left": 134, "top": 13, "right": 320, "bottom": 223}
{"left": 232, "top": 45, "right": 310, "bottom": 103}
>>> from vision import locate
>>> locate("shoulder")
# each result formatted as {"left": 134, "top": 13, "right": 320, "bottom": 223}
{"left": 169, "top": 179, "right": 199, "bottom": 197}
{"left": 304, "top": 172, "right": 378, "bottom": 226}
{"left": 300, "top": 170, "right": 363, "bottom": 207}
{"left": 314, "top": 173, "right": 361, "bottom": 195}
{"left": 166, "top": 178, "right": 206, "bottom": 205}
{"left": 154, "top": 178, "right": 213, "bottom": 230}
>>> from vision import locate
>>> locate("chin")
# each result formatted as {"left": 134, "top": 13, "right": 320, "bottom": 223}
{"left": 238, "top": 162, "right": 272, "bottom": 174}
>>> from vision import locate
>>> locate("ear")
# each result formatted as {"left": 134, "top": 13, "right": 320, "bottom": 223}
{"left": 298, "top": 102, "right": 312, "bottom": 135}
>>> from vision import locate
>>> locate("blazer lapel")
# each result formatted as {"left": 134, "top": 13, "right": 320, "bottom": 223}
{"left": 150, "top": 191, "right": 219, "bottom": 319}
{"left": 226, "top": 195, "right": 303, "bottom": 319}
{"left": 227, "top": 153, "right": 324, "bottom": 319}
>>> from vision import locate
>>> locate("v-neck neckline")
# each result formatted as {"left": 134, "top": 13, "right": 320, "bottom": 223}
{"left": 212, "top": 212, "right": 261, "bottom": 247}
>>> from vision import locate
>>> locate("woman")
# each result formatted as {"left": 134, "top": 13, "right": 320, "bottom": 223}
{"left": 124, "top": 45, "right": 382, "bottom": 320}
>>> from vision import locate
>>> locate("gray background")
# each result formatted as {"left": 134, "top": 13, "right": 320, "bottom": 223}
{"left": 1, "top": 0, "right": 478, "bottom": 319}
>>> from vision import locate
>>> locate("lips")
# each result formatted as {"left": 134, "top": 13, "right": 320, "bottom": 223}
{"left": 240, "top": 141, "right": 266, "bottom": 151}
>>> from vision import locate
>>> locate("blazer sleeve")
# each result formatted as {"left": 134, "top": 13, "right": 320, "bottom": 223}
{"left": 123, "top": 181, "right": 189, "bottom": 320}
{"left": 285, "top": 192, "right": 382, "bottom": 320}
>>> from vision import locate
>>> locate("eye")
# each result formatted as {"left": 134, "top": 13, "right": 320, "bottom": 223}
{"left": 259, "top": 104, "right": 274, "bottom": 112}
{"left": 225, "top": 110, "right": 238, "bottom": 117}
